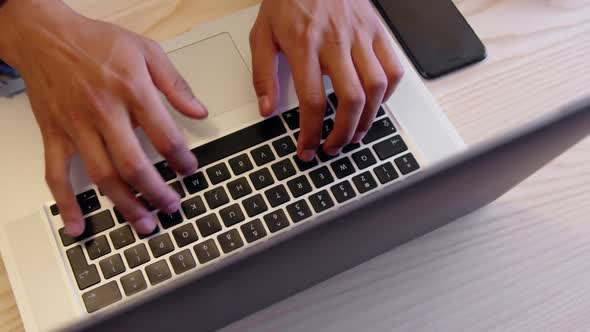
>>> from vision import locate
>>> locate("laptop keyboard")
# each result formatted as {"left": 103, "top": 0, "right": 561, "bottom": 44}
{"left": 48, "top": 93, "right": 421, "bottom": 314}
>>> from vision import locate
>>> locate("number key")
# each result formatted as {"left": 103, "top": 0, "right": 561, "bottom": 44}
{"left": 240, "top": 219, "right": 268, "bottom": 243}
{"left": 193, "top": 239, "right": 221, "bottom": 264}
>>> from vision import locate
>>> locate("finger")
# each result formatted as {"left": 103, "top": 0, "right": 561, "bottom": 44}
{"left": 373, "top": 32, "right": 404, "bottom": 102}
{"left": 250, "top": 21, "right": 280, "bottom": 117}
{"left": 144, "top": 41, "right": 209, "bottom": 119}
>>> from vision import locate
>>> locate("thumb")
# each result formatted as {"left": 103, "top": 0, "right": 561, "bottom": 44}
{"left": 250, "top": 23, "right": 279, "bottom": 117}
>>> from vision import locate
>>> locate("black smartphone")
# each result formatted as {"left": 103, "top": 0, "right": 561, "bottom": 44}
{"left": 372, "top": 0, "right": 486, "bottom": 79}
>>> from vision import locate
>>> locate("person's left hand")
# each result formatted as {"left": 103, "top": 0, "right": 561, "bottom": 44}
{"left": 250, "top": 0, "right": 404, "bottom": 161}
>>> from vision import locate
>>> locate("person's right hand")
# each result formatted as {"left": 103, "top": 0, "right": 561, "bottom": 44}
{"left": 0, "top": 1, "right": 208, "bottom": 236}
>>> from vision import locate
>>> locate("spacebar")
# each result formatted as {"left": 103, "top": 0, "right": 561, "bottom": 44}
{"left": 192, "top": 116, "right": 287, "bottom": 167}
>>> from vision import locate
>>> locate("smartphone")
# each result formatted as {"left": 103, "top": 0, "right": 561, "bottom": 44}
{"left": 372, "top": 0, "right": 486, "bottom": 79}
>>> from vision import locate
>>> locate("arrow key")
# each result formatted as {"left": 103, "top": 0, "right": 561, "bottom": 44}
{"left": 120, "top": 270, "right": 147, "bottom": 297}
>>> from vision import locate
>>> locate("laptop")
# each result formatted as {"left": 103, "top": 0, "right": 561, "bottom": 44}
{"left": 0, "top": 4, "right": 586, "bottom": 332}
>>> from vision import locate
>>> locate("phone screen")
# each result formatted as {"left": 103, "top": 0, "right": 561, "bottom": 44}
{"left": 373, "top": 0, "right": 486, "bottom": 79}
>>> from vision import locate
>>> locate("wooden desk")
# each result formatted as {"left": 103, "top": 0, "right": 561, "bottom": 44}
{"left": 2, "top": 0, "right": 590, "bottom": 330}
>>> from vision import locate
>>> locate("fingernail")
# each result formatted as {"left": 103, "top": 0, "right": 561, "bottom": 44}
{"left": 134, "top": 216, "right": 156, "bottom": 235}
{"left": 258, "top": 96, "right": 272, "bottom": 116}
{"left": 324, "top": 146, "right": 341, "bottom": 156}
{"left": 163, "top": 200, "right": 180, "bottom": 214}
{"left": 352, "top": 131, "right": 367, "bottom": 144}
{"left": 300, "top": 149, "right": 316, "bottom": 161}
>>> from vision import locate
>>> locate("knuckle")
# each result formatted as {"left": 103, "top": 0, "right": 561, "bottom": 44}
{"left": 159, "top": 133, "right": 185, "bottom": 158}
{"left": 90, "top": 166, "right": 116, "bottom": 187}
{"left": 300, "top": 93, "right": 326, "bottom": 111}
{"left": 341, "top": 88, "right": 366, "bottom": 110}
{"left": 366, "top": 75, "right": 388, "bottom": 97}
{"left": 291, "top": 24, "right": 317, "bottom": 49}
{"left": 387, "top": 63, "right": 404, "bottom": 87}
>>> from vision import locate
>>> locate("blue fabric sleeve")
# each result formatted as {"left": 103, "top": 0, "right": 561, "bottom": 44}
{"left": 0, "top": 60, "right": 18, "bottom": 78}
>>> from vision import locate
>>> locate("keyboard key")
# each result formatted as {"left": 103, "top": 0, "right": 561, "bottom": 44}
{"left": 225, "top": 177, "right": 252, "bottom": 200}
{"left": 120, "top": 270, "right": 147, "bottom": 297}
{"left": 373, "top": 135, "right": 408, "bottom": 160}
{"left": 243, "top": 194, "right": 269, "bottom": 217}
{"left": 204, "top": 187, "right": 230, "bottom": 210}
{"left": 287, "top": 200, "right": 313, "bottom": 223}
{"left": 85, "top": 236, "right": 111, "bottom": 260}
{"left": 343, "top": 143, "right": 362, "bottom": 153}
{"left": 374, "top": 162, "right": 399, "bottom": 184}
{"left": 207, "top": 163, "right": 231, "bottom": 185}
{"left": 154, "top": 160, "right": 176, "bottom": 182}
{"left": 50, "top": 204, "right": 59, "bottom": 216}
{"left": 217, "top": 229, "right": 244, "bottom": 254}
{"left": 196, "top": 214, "right": 222, "bottom": 237}
{"left": 241, "top": 219, "right": 267, "bottom": 243}
{"left": 137, "top": 195, "right": 156, "bottom": 212}
{"left": 157, "top": 210, "right": 184, "bottom": 229}
{"left": 183, "top": 172, "right": 209, "bottom": 194}
{"left": 330, "top": 157, "right": 356, "bottom": 179}
{"left": 172, "top": 223, "right": 199, "bottom": 247}
{"left": 124, "top": 243, "right": 151, "bottom": 269}
{"left": 287, "top": 175, "right": 313, "bottom": 198}
{"left": 362, "top": 118, "right": 397, "bottom": 144}
{"left": 113, "top": 207, "right": 125, "bottom": 224}
{"left": 77, "top": 189, "right": 101, "bottom": 215}
{"left": 322, "top": 119, "right": 334, "bottom": 139}
{"left": 138, "top": 226, "right": 160, "bottom": 240}
{"left": 271, "top": 159, "right": 297, "bottom": 181}
{"left": 282, "top": 108, "right": 300, "bottom": 130}
{"left": 331, "top": 181, "right": 357, "bottom": 203}
{"left": 272, "top": 136, "right": 297, "bottom": 157}
{"left": 293, "top": 131, "right": 300, "bottom": 141}
{"left": 99, "top": 254, "right": 126, "bottom": 279}
{"left": 352, "top": 172, "right": 378, "bottom": 194}
{"left": 192, "top": 116, "right": 286, "bottom": 167}
{"left": 395, "top": 153, "right": 420, "bottom": 175}
{"left": 66, "top": 246, "right": 101, "bottom": 290}
{"left": 148, "top": 233, "right": 175, "bottom": 258}
{"left": 194, "top": 239, "right": 221, "bottom": 264}
{"left": 309, "top": 190, "right": 335, "bottom": 213}
{"left": 145, "top": 260, "right": 172, "bottom": 286}
{"left": 219, "top": 204, "right": 246, "bottom": 227}
{"left": 109, "top": 225, "right": 136, "bottom": 250}
{"left": 169, "top": 249, "right": 197, "bottom": 275}
{"left": 181, "top": 196, "right": 207, "bottom": 219}
{"left": 328, "top": 92, "right": 338, "bottom": 108}
{"left": 59, "top": 210, "right": 115, "bottom": 247}
{"left": 377, "top": 107, "right": 386, "bottom": 117}
{"left": 294, "top": 156, "right": 318, "bottom": 171}
{"left": 325, "top": 103, "right": 335, "bottom": 117}
{"left": 352, "top": 148, "right": 377, "bottom": 170}
{"left": 317, "top": 146, "right": 337, "bottom": 163}
{"left": 251, "top": 145, "right": 276, "bottom": 166}
{"left": 250, "top": 168, "right": 274, "bottom": 190}
{"left": 169, "top": 181, "right": 186, "bottom": 199}
{"left": 229, "top": 154, "right": 254, "bottom": 176}
{"left": 265, "top": 184, "right": 291, "bottom": 208}
{"left": 264, "top": 210, "right": 290, "bottom": 233}
{"left": 82, "top": 281, "right": 122, "bottom": 313}
{"left": 309, "top": 166, "right": 335, "bottom": 189}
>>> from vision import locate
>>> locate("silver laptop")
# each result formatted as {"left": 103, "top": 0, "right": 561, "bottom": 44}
{"left": 2, "top": 4, "right": 584, "bottom": 332}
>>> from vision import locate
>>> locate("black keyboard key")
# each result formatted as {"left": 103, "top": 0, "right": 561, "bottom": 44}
{"left": 138, "top": 226, "right": 160, "bottom": 240}
{"left": 322, "top": 118, "right": 334, "bottom": 139}
{"left": 155, "top": 160, "right": 176, "bottom": 181}
{"left": 77, "top": 189, "right": 101, "bottom": 215}
{"left": 271, "top": 159, "right": 297, "bottom": 181}
{"left": 250, "top": 168, "right": 274, "bottom": 190}
{"left": 124, "top": 243, "right": 151, "bottom": 269}
{"left": 374, "top": 162, "right": 399, "bottom": 184}
{"left": 145, "top": 260, "right": 172, "bottom": 286}
{"left": 286, "top": 200, "right": 313, "bottom": 223}
{"left": 192, "top": 116, "right": 286, "bottom": 167}
{"left": 352, "top": 148, "right": 377, "bottom": 170}
{"left": 272, "top": 136, "right": 297, "bottom": 157}
{"left": 181, "top": 196, "right": 207, "bottom": 219}
{"left": 251, "top": 145, "right": 276, "bottom": 166}
{"left": 293, "top": 131, "right": 300, "bottom": 141}
{"left": 204, "top": 187, "right": 230, "bottom": 210}
{"left": 317, "top": 146, "right": 337, "bottom": 163}
{"left": 66, "top": 246, "right": 101, "bottom": 290}
{"left": 343, "top": 143, "right": 362, "bottom": 153}
{"left": 99, "top": 254, "right": 126, "bottom": 279}
{"left": 352, "top": 172, "right": 378, "bottom": 194}
{"left": 120, "top": 270, "right": 147, "bottom": 297}
{"left": 227, "top": 177, "right": 253, "bottom": 200}
{"left": 242, "top": 194, "right": 269, "bottom": 217}
{"left": 282, "top": 108, "right": 300, "bottom": 130}
{"left": 148, "top": 233, "right": 174, "bottom": 258}
{"left": 331, "top": 181, "right": 357, "bottom": 203}
{"left": 157, "top": 210, "right": 184, "bottom": 229}
{"left": 113, "top": 207, "right": 125, "bottom": 224}
{"left": 229, "top": 154, "right": 254, "bottom": 176}
{"left": 169, "top": 181, "right": 186, "bottom": 199}
{"left": 217, "top": 229, "right": 244, "bottom": 254}
{"left": 109, "top": 225, "right": 136, "bottom": 250}
{"left": 194, "top": 239, "right": 221, "bottom": 264}
{"left": 294, "top": 156, "right": 318, "bottom": 171}
{"left": 309, "top": 190, "right": 335, "bottom": 213}
{"left": 196, "top": 214, "right": 222, "bottom": 237}
{"left": 170, "top": 249, "right": 197, "bottom": 275}
{"left": 264, "top": 210, "right": 290, "bottom": 233}
{"left": 241, "top": 219, "right": 267, "bottom": 243}
{"left": 325, "top": 103, "right": 335, "bottom": 117}
{"left": 328, "top": 92, "right": 338, "bottom": 108}
{"left": 219, "top": 204, "right": 246, "bottom": 227}
{"left": 330, "top": 157, "right": 356, "bottom": 179}
{"left": 85, "top": 236, "right": 111, "bottom": 260}
{"left": 377, "top": 107, "right": 386, "bottom": 117}
{"left": 373, "top": 135, "right": 408, "bottom": 160}
{"left": 59, "top": 210, "right": 116, "bottom": 247}
{"left": 287, "top": 175, "right": 313, "bottom": 198}
{"left": 172, "top": 223, "right": 199, "bottom": 247}
{"left": 265, "top": 184, "right": 291, "bottom": 208}
{"left": 50, "top": 204, "right": 59, "bottom": 216}
{"left": 362, "top": 118, "right": 397, "bottom": 144}
{"left": 309, "top": 166, "right": 335, "bottom": 189}
{"left": 183, "top": 172, "right": 208, "bottom": 194}
{"left": 137, "top": 195, "right": 155, "bottom": 212}
{"left": 207, "top": 163, "right": 231, "bottom": 185}
{"left": 395, "top": 153, "right": 420, "bottom": 175}
{"left": 82, "top": 281, "right": 122, "bottom": 313}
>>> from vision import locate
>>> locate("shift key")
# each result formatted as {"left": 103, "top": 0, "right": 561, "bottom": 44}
{"left": 82, "top": 281, "right": 122, "bottom": 313}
